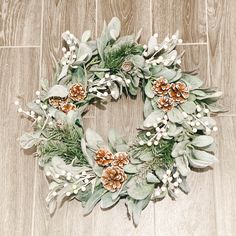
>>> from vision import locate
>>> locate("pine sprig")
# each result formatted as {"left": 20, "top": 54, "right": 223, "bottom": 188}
{"left": 38, "top": 125, "right": 87, "bottom": 165}
{"left": 104, "top": 43, "right": 143, "bottom": 71}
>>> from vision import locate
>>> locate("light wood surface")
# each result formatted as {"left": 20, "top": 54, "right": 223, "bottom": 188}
{"left": 0, "top": 0, "right": 235, "bottom": 235}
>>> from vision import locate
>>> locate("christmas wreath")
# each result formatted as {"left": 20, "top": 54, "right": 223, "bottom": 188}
{"left": 16, "top": 17, "right": 224, "bottom": 226}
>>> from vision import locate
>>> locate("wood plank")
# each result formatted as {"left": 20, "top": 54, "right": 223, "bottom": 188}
{"left": 178, "top": 45, "right": 209, "bottom": 85}
{"left": 33, "top": 118, "right": 96, "bottom": 236}
{"left": 213, "top": 117, "right": 236, "bottom": 236}
{"left": 207, "top": 0, "right": 236, "bottom": 114}
{"left": 41, "top": 0, "right": 96, "bottom": 117}
{"left": 0, "top": 48, "right": 39, "bottom": 235}
{"left": 154, "top": 44, "right": 217, "bottom": 235}
{"left": 0, "top": 0, "right": 42, "bottom": 46}
{"left": 94, "top": 1, "right": 155, "bottom": 235}
{"left": 152, "top": 0, "right": 207, "bottom": 43}
{"left": 33, "top": 1, "right": 96, "bottom": 235}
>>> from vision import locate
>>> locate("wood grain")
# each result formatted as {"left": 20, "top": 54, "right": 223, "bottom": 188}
{"left": 207, "top": 0, "right": 236, "bottom": 114}
{"left": 152, "top": 0, "right": 207, "bottom": 43}
{"left": 93, "top": 1, "right": 155, "bottom": 235}
{"left": 154, "top": 44, "right": 217, "bottom": 235}
{"left": 33, "top": 1, "right": 96, "bottom": 235}
{"left": 213, "top": 117, "right": 236, "bottom": 236}
{"left": 1, "top": 0, "right": 236, "bottom": 235}
{"left": 0, "top": 48, "right": 39, "bottom": 235}
{"left": 0, "top": 0, "right": 42, "bottom": 46}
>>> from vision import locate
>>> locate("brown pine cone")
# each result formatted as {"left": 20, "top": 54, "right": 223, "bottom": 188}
{"left": 121, "top": 60, "right": 134, "bottom": 72}
{"left": 152, "top": 76, "right": 171, "bottom": 96}
{"left": 69, "top": 83, "right": 86, "bottom": 102}
{"left": 49, "top": 97, "right": 68, "bottom": 108}
{"left": 60, "top": 103, "right": 76, "bottom": 113}
{"left": 101, "top": 166, "right": 127, "bottom": 192}
{"left": 158, "top": 97, "right": 174, "bottom": 111}
{"left": 112, "top": 152, "right": 129, "bottom": 168}
{"left": 169, "top": 82, "right": 189, "bottom": 103}
{"left": 95, "top": 148, "right": 114, "bottom": 166}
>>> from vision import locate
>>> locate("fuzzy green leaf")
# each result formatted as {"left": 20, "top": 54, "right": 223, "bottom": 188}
{"left": 145, "top": 80, "right": 154, "bottom": 98}
{"left": 19, "top": 132, "right": 41, "bottom": 149}
{"left": 167, "top": 108, "right": 184, "bottom": 123}
{"left": 191, "top": 135, "right": 214, "bottom": 148}
{"left": 84, "top": 188, "right": 107, "bottom": 215}
{"left": 45, "top": 85, "right": 68, "bottom": 99}
{"left": 127, "top": 182, "right": 154, "bottom": 200}
{"left": 100, "top": 192, "right": 120, "bottom": 209}
{"left": 143, "top": 110, "right": 164, "bottom": 127}
{"left": 146, "top": 173, "right": 160, "bottom": 183}
{"left": 180, "top": 101, "right": 196, "bottom": 114}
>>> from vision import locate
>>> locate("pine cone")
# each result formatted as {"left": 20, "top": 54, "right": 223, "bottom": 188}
{"left": 158, "top": 97, "right": 174, "bottom": 111}
{"left": 60, "top": 103, "right": 76, "bottom": 113}
{"left": 112, "top": 152, "right": 129, "bottom": 168}
{"left": 69, "top": 83, "right": 86, "bottom": 102}
{"left": 101, "top": 166, "right": 127, "bottom": 192}
{"left": 121, "top": 61, "right": 134, "bottom": 72}
{"left": 95, "top": 148, "right": 114, "bottom": 166}
{"left": 169, "top": 82, "right": 189, "bottom": 103}
{"left": 152, "top": 76, "right": 171, "bottom": 96}
{"left": 49, "top": 97, "right": 68, "bottom": 108}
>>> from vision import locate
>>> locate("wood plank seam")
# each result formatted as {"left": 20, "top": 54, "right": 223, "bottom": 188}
{"left": 31, "top": 0, "right": 45, "bottom": 235}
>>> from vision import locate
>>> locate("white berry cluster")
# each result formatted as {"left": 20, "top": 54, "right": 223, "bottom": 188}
{"left": 182, "top": 105, "right": 218, "bottom": 135}
{"left": 139, "top": 115, "right": 169, "bottom": 146}
{"left": 153, "top": 169, "right": 182, "bottom": 198}
{"left": 143, "top": 32, "right": 183, "bottom": 67}
{"left": 88, "top": 72, "right": 131, "bottom": 98}
{"left": 61, "top": 30, "right": 78, "bottom": 66}
{"left": 15, "top": 91, "right": 54, "bottom": 128}
{"left": 45, "top": 169, "right": 95, "bottom": 201}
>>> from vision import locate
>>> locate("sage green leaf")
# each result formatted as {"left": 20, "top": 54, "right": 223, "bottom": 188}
{"left": 179, "top": 178, "right": 190, "bottom": 194}
{"left": 127, "top": 182, "right": 154, "bottom": 200}
{"left": 110, "top": 82, "right": 120, "bottom": 100}
{"left": 150, "top": 65, "right": 162, "bottom": 76}
{"left": 81, "top": 30, "right": 91, "bottom": 42}
{"left": 144, "top": 98, "right": 153, "bottom": 118}
{"left": 167, "top": 108, "right": 184, "bottom": 123}
{"left": 157, "top": 68, "right": 177, "bottom": 80}
{"left": 180, "top": 101, "right": 196, "bottom": 114}
{"left": 191, "top": 90, "right": 206, "bottom": 97}
{"left": 198, "top": 117, "right": 216, "bottom": 130}
{"left": 27, "top": 102, "right": 44, "bottom": 116}
{"left": 143, "top": 110, "right": 164, "bottom": 127}
{"left": 108, "top": 128, "right": 126, "bottom": 149}
{"left": 57, "top": 65, "right": 69, "bottom": 82}
{"left": 191, "top": 135, "right": 214, "bottom": 148}
{"left": 146, "top": 173, "right": 160, "bottom": 183}
{"left": 147, "top": 36, "right": 157, "bottom": 55}
{"left": 167, "top": 123, "right": 183, "bottom": 137}
{"left": 131, "top": 55, "right": 145, "bottom": 68}
{"left": 168, "top": 70, "right": 182, "bottom": 83}
{"left": 19, "top": 132, "right": 41, "bottom": 149}
{"left": 124, "top": 164, "right": 138, "bottom": 174}
{"left": 132, "top": 196, "right": 151, "bottom": 226}
{"left": 197, "top": 91, "right": 223, "bottom": 101}
{"left": 115, "top": 144, "right": 129, "bottom": 152}
{"left": 108, "top": 17, "right": 121, "bottom": 40}
{"left": 86, "top": 128, "right": 104, "bottom": 150}
{"left": 145, "top": 80, "right": 154, "bottom": 98}
{"left": 66, "top": 110, "right": 80, "bottom": 125}
{"left": 171, "top": 140, "right": 189, "bottom": 158}
{"left": 81, "top": 138, "right": 94, "bottom": 166}
{"left": 181, "top": 74, "right": 203, "bottom": 90}
{"left": 155, "top": 168, "right": 166, "bottom": 179}
{"left": 84, "top": 188, "right": 107, "bottom": 215}
{"left": 100, "top": 192, "right": 120, "bottom": 209}
{"left": 77, "top": 43, "right": 92, "bottom": 62}
{"left": 139, "top": 152, "right": 154, "bottom": 162}
{"left": 45, "top": 85, "right": 68, "bottom": 99}
{"left": 188, "top": 150, "right": 217, "bottom": 168}
{"left": 175, "top": 156, "right": 190, "bottom": 176}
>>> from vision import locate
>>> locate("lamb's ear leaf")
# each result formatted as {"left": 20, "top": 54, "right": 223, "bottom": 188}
{"left": 19, "top": 132, "right": 41, "bottom": 149}
{"left": 167, "top": 108, "right": 184, "bottom": 123}
{"left": 100, "top": 192, "right": 120, "bottom": 209}
{"left": 108, "top": 128, "right": 126, "bottom": 150}
{"left": 83, "top": 188, "right": 107, "bottom": 215}
{"left": 145, "top": 80, "right": 155, "bottom": 98}
{"left": 127, "top": 182, "right": 154, "bottom": 200}
{"left": 108, "top": 17, "right": 121, "bottom": 40}
{"left": 85, "top": 129, "right": 104, "bottom": 150}
{"left": 191, "top": 135, "right": 214, "bottom": 148}
{"left": 143, "top": 110, "right": 164, "bottom": 127}
{"left": 45, "top": 85, "right": 68, "bottom": 99}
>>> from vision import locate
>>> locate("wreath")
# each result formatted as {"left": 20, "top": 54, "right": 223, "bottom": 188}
{"left": 16, "top": 17, "right": 224, "bottom": 226}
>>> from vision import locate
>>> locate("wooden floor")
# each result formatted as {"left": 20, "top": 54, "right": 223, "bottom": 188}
{"left": 0, "top": 0, "right": 236, "bottom": 235}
